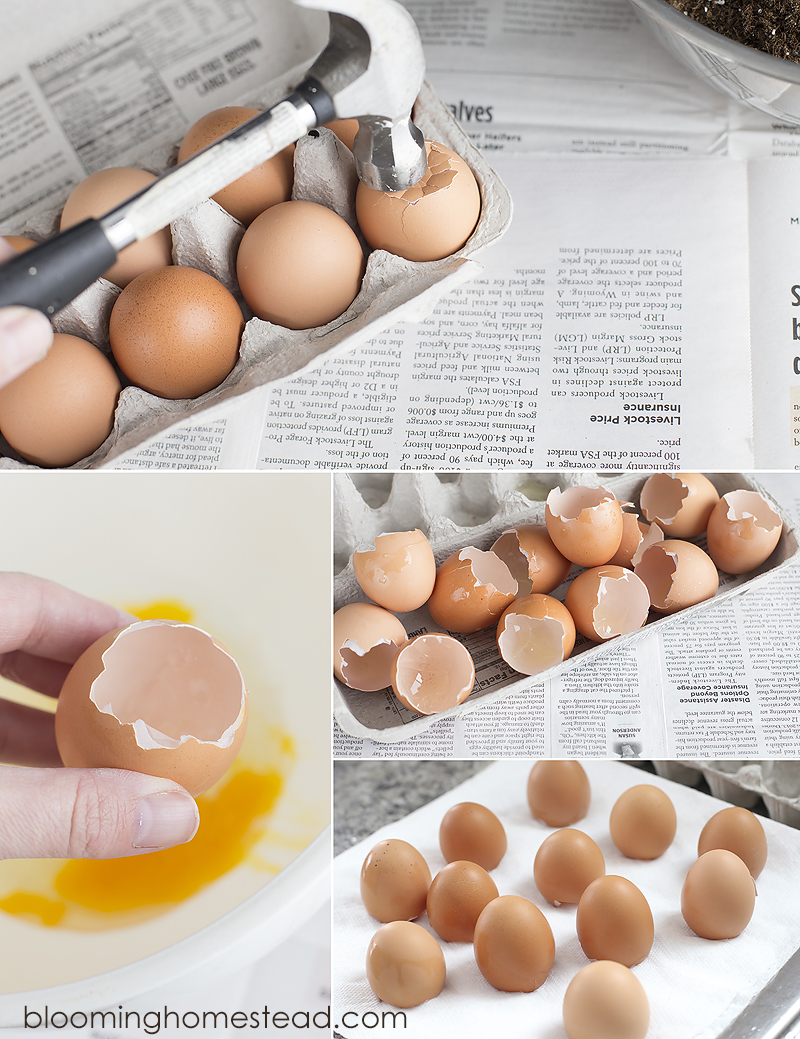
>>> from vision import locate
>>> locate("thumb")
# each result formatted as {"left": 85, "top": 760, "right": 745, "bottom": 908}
{"left": 0, "top": 765, "right": 199, "bottom": 859}
{"left": 0, "top": 307, "right": 54, "bottom": 389}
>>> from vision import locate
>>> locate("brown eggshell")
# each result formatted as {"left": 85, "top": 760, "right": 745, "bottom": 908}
{"left": 0, "top": 333, "right": 120, "bottom": 467}
{"left": 360, "top": 838, "right": 431, "bottom": 923}
{"left": 177, "top": 106, "right": 294, "bottom": 225}
{"left": 545, "top": 486, "right": 624, "bottom": 567}
{"left": 681, "top": 848, "right": 757, "bottom": 939}
{"left": 427, "top": 547, "right": 517, "bottom": 634}
{"left": 609, "top": 784, "right": 677, "bottom": 860}
{"left": 325, "top": 118, "right": 359, "bottom": 150}
{"left": 698, "top": 806, "right": 768, "bottom": 879}
{"left": 473, "top": 894, "right": 555, "bottom": 993}
{"left": 366, "top": 921, "right": 445, "bottom": 1008}
{"left": 534, "top": 828, "right": 605, "bottom": 905}
{"left": 426, "top": 860, "right": 498, "bottom": 942}
{"left": 564, "top": 565, "right": 651, "bottom": 643}
{"left": 333, "top": 602, "right": 407, "bottom": 691}
{"left": 55, "top": 621, "right": 248, "bottom": 797}
{"left": 576, "top": 875, "right": 654, "bottom": 966}
{"left": 563, "top": 961, "right": 650, "bottom": 1039}
{"left": 640, "top": 471, "right": 720, "bottom": 538}
{"left": 439, "top": 802, "right": 507, "bottom": 871}
{"left": 607, "top": 513, "right": 664, "bottom": 568}
{"left": 527, "top": 760, "right": 591, "bottom": 828}
{"left": 491, "top": 524, "right": 573, "bottom": 595}
{"left": 497, "top": 594, "right": 576, "bottom": 675}
{"left": 390, "top": 634, "right": 475, "bottom": 714}
{"left": 109, "top": 266, "right": 244, "bottom": 399}
{"left": 705, "top": 490, "right": 783, "bottom": 574}
{"left": 634, "top": 540, "right": 719, "bottom": 614}
{"left": 352, "top": 529, "right": 436, "bottom": 612}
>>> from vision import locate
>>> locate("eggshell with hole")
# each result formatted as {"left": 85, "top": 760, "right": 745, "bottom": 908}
{"left": 640, "top": 472, "right": 720, "bottom": 538}
{"left": 427, "top": 547, "right": 517, "bottom": 634}
{"left": 333, "top": 602, "right": 407, "bottom": 691}
{"left": 390, "top": 633, "right": 474, "bottom": 714}
{"left": 545, "top": 486, "right": 624, "bottom": 567}
{"left": 496, "top": 593, "right": 576, "bottom": 675}
{"left": 706, "top": 490, "right": 783, "bottom": 574}
{"left": 352, "top": 529, "right": 436, "bottom": 612}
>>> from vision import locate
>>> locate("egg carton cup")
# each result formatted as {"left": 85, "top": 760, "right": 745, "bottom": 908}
{"left": 333, "top": 472, "right": 800, "bottom": 744}
{"left": 0, "top": 75, "right": 511, "bottom": 469}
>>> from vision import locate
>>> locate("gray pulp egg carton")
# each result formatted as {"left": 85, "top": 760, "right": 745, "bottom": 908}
{"left": 333, "top": 472, "right": 800, "bottom": 744}
{"left": 1, "top": 76, "right": 511, "bottom": 469}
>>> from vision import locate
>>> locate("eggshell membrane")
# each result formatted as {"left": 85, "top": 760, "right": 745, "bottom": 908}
{"left": 177, "top": 106, "right": 294, "bottom": 225}
{"left": 527, "top": 760, "right": 591, "bottom": 828}
{"left": 427, "top": 546, "right": 517, "bottom": 634}
{"left": 639, "top": 471, "right": 720, "bottom": 538}
{"left": 333, "top": 602, "right": 407, "bottom": 691}
{"left": 496, "top": 593, "right": 576, "bottom": 675}
{"left": 563, "top": 961, "right": 650, "bottom": 1039}
{"left": 390, "top": 633, "right": 474, "bottom": 714}
{"left": 609, "top": 784, "right": 677, "bottom": 860}
{"left": 439, "top": 802, "right": 507, "bottom": 871}
{"left": 706, "top": 490, "right": 783, "bottom": 574}
{"left": 4, "top": 235, "right": 37, "bottom": 253}
{"left": 237, "top": 199, "right": 365, "bottom": 329}
{"left": 473, "top": 895, "right": 555, "bottom": 993}
{"left": 366, "top": 920, "right": 445, "bottom": 1008}
{"left": 534, "top": 828, "right": 605, "bottom": 905}
{"left": 681, "top": 848, "right": 757, "bottom": 940}
{"left": 352, "top": 529, "right": 436, "bottom": 612}
{"left": 564, "top": 565, "right": 651, "bottom": 643}
{"left": 697, "top": 806, "right": 768, "bottom": 879}
{"left": 60, "top": 167, "right": 173, "bottom": 288}
{"left": 576, "top": 875, "right": 654, "bottom": 967}
{"left": 356, "top": 140, "right": 481, "bottom": 262}
{"left": 490, "top": 524, "right": 572, "bottom": 595}
{"left": 426, "top": 860, "right": 499, "bottom": 942}
{"left": 109, "top": 265, "right": 244, "bottom": 399}
{"left": 545, "top": 486, "right": 624, "bottom": 567}
{"left": 0, "top": 332, "right": 120, "bottom": 467}
{"left": 634, "top": 539, "right": 719, "bottom": 614}
{"left": 360, "top": 838, "right": 431, "bottom": 923}
{"left": 54, "top": 620, "right": 247, "bottom": 797}
{"left": 607, "top": 513, "right": 664, "bottom": 568}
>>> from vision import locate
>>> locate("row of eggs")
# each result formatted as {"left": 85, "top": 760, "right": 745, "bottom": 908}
{"left": 358, "top": 761, "right": 767, "bottom": 1039}
{"left": 333, "top": 473, "right": 784, "bottom": 715}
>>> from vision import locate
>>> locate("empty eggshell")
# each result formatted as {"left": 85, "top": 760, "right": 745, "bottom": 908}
{"left": 545, "top": 486, "right": 624, "bottom": 567}
{"left": 705, "top": 490, "right": 783, "bottom": 574}
{"left": 473, "top": 895, "right": 555, "bottom": 993}
{"left": 439, "top": 802, "right": 507, "bottom": 871}
{"left": 426, "top": 547, "right": 517, "bottom": 634}
{"left": 564, "top": 565, "right": 651, "bottom": 643}
{"left": 609, "top": 784, "right": 677, "bottom": 860}
{"left": 496, "top": 593, "right": 576, "bottom": 675}
{"left": 360, "top": 838, "right": 432, "bottom": 922}
{"left": 352, "top": 529, "right": 436, "bottom": 612}
{"left": 607, "top": 513, "right": 664, "bottom": 569}
{"left": 490, "top": 524, "right": 573, "bottom": 595}
{"left": 534, "top": 828, "right": 605, "bottom": 905}
{"left": 697, "top": 806, "right": 768, "bottom": 879}
{"left": 634, "top": 540, "right": 719, "bottom": 614}
{"left": 333, "top": 602, "right": 407, "bottom": 691}
{"left": 563, "top": 960, "right": 650, "bottom": 1039}
{"left": 577, "top": 875, "right": 654, "bottom": 967}
{"left": 527, "top": 760, "right": 591, "bottom": 828}
{"left": 681, "top": 848, "right": 757, "bottom": 940}
{"left": 426, "top": 859, "right": 499, "bottom": 942}
{"left": 639, "top": 472, "right": 720, "bottom": 538}
{"left": 366, "top": 921, "right": 446, "bottom": 1008}
{"left": 390, "top": 633, "right": 475, "bottom": 714}
{"left": 54, "top": 620, "right": 248, "bottom": 797}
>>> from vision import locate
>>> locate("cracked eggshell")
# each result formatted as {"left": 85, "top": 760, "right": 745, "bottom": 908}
{"left": 54, "top": 620, "right": 248, "bottom": 797}
{"left": 352, "top": 529, "right": 436, "bottom": 612}
{"left": 564, "top": 565, "right": 651, "bottom": 643}
{"left": 496, "top": 593, "right": 576, "bottom": 675}
{"left": 607, "top": 513, "right": 664, "bottom": 569}
{"left": 545, "top": 486, "right": 624, "bottom": 567}
{"left": 640, "top": 472, "right": 720, "bottom": 538}
{"left": 333, "top": 602, "right": 407, "bottom": 691}
{"left": 427, "top": 546, "right": 517, "bottom": 634}
{"left": 390, "top": 633, "right": 475, "bottom": 715}
{"left": 355, "top": 140, "right": 481, "bottom": 262}
{"left": 491, "top": 524, "right": 572, "bottom": 596}
{"left": 634, "top": 540, "right": 719, "bottom": 614}
{"left": 706, "top": 490, "right": 783, "bottom": 574}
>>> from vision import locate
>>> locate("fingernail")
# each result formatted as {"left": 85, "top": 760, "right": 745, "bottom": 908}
{"left": 133, "top": 791, "right": 199, "bottom": 849}
{"left": 0, "top": 307, "right": 53, "bottom": 380}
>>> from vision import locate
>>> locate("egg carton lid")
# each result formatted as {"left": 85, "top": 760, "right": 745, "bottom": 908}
{"left": 333, "top": 472, "right": 800, "bottom": 744}
{"left": 0, "top": 73, "right": 511, "bottom": 469}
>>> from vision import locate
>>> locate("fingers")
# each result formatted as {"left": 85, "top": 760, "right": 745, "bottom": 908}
{"left": 0, "top": 700, "right": 60, "bottom": 767}
{"left": 0, "top": 765, "right": 199, "bottom": 859}
{"left": 0, "top": 650, "right": 71, "bottom": 699}
{"left": 0, "top": 307, "right": 53, "bottom": 389}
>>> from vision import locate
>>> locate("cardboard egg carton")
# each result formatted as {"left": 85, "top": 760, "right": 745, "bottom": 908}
{"left": 333, "top": 472, "right": 800, "bottom": 744}
{"left": 0, "top": 78, "right": 511, "bottom": 468}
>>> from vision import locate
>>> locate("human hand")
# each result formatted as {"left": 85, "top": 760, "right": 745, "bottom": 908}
{"left": 0, "top": 573, "right": 199, "bottom": 859}
{"left": 0, "top": 237, "right": 54, "bottom": 389}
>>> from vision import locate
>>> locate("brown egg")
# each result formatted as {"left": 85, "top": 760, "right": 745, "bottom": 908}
{"left": 109, "top": 266, "right": 244, "bottom": 399}
{"left": 527, "top": 760, "right": 591, "bottom": 828}
{"left": 576, "top": 875, "right": 654, "bottom": 966}
{"left": 564, "top": 565, "right": 651, "bottom": 643}
{"left": 352, "top": 529, "right": 436, "bottom": 612}
{"left": 496, "top": 593, "right": 576, "bottom": 675}
{"left": 640, "top": 471, "right": 720, "bottom": 538}
{"left": 177, "top": 106, "right": 294, "bottom": 225}
{"left": 491, "top": 524, "right": 573, "bottom": 595}
{"left": 473, "top": 894, "right": 555, "bottom": 992}
{"left": 333, "top": 602, "right": 407, "bottom": 691}
{"left": 698, "top": 806, "right": 768, "bottom": 879}
{"left": 325, "top": 118, "right": 359, "bottom": 150}
{"left": 545, "top": 486, "right": 624, "bottom": 567}
{"left": 60, "top": 167, "right": 172, "bottom": 287}
{"left": 706, "top": 490, "right": 783, "bottom": 574}
{"left": 607, "top": 512, "right": 664, "bottom": 568}
{"left": 439, "top": 802, "right": 507, "bottom": 871}
{"left": 681, "top": 849, "right": 757, "bottom": 939}
{"left": 54, "top": 620, "right": 248, "bottom": 797}
{"left": 609, "top": 784, "right": 677, "bottom": 860}
{"left": 426, "top": 860, "right": 498, "bottom": 942}
{"left": 237, "top": 200, "right": 365, "bottom": 329}
{"left": 366, "top": 921, "right": 445, "bottom": 1008}
{"left": 563, "top": 961, "right": 650, "bottom": 1039}
{"left": 356, "top": 141, "right": 481, "bottom": 262}
{"left": 534, "top": 828, "right": 605, "bottom": 905}
{"left": 390, "top": 634, "right": 475, "bottom": 714}
{"left": 634, "top": 540, "right": 719, "bottom": 614}
{"left": 427, "top": 547, "right": 517, "bottom": 634}
{"left": 0, "top": 332, "right": 120, "bottom": 467}
{"left": 4, "top": 235, "right": 37, "bottom": 253}
{"left": 360, "top": 838, "right": 431, "bottom": 923}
